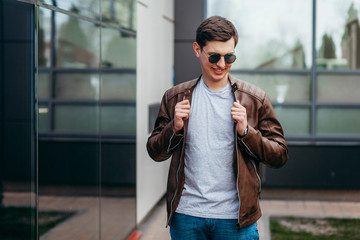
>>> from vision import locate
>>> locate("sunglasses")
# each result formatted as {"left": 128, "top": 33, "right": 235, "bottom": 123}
{"left": 202, "top": 49, "right": 237, "bottom": 64}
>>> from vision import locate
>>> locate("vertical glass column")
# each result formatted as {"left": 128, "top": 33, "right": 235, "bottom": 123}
{"left": 37, "top": 4, "right": 101, "bottom": 239}
{"left": 0, "top": 1, "right": 36, "bottom": 239}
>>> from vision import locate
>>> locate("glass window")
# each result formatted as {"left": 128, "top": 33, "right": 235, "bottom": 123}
{"left": 38, "top": 104, "right": 49, "bottom": 131}
{"left": 101, "top": 105, "right": 136, "bottom": 134}
{"left": 38, "top": 72, "right": 50, "bottom": 99}
{"left": 55, "top": 73, "right": 100, "bottom": 100}
{"left": 232, "top": 73, "right": 311, "bottom": 103}
{"left": 317, "top": 0, "right": 360, "bottom": 70}
{"left": 101, "top": 27, "right": 136, "bottom": 68}
{"left": 102, "top": 0, "right": 137, "bottom": 30}
{"left": 274, "top": 107, "right": 310, "bottom": 135}
{"left": 40, "top": 0, "right": 100, "bottom": 21}
{"left": 54, "top": 105, "right": 100, "bottom": 133}
{"left": 207, "top": 0, "right": 312, "bottom": 70}
{"left": 55, "top": 12, "right": 100, "bottom": 68}
{"left": 38, "top": 8, "right": 51, "bottom": 67}
{"left": 101, "top": 73, "right": 136, "bottom": 101}
{"left": 317, "top": 107, "right": 360, "bottom": 135}
{"left": 317, "top": 74, "right": 360, "bottom": 103}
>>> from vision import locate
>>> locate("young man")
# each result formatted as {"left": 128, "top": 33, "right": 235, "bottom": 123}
{"left": 147, "top": 16, "right": 288, "bottom": 239}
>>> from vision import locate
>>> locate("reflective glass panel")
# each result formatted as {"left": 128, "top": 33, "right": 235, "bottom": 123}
{"left": 38, "top": 8, "right": 51, "bottom": 67}
{"left": 55, "top": 12, "right": 100, "bottom": 68}
{"left": 101, "top": 105, "right": 136, "bottom": 134}
{"left": 102, "top": 27, "right": 136, "bottom": 68}
{"left": 317, "top": 0, "right": 360, "bottom": 70}
{"left": 317, "top": 108, "right": 360, "bottom": 135}
{"left": 274, "top": 107, "right": 310, "bottom": 135}
{"left": 38, "top": 72, "right": 49, "bottom": 99}
{"left": 101, "top": 73, "right": 136, "bottom": 100}
{"left": 54, "top": 105, "right": 99, "bottom": 133}
{"left": 55, "top": 73, "right": 100, "bottom": 100}
{"left": 317, "top": 74, "right": 360, "bottom": 103}
{"left": 38, "top": 7, "right": 101, "bottom": 240}
{"left": 38, "top": 104, "right": 49, "bottom": 131}
{"left": 40, "top": 0, "right": 100, "bottom": 21}
{"left": 232, "top": 73, "right": 311, "bottom": 103}
{"left": 207, "top": 0, "right": 312, "bottom": 69}
{"left": 1, "top": 1, "right": 36, "bottom": 239}
{"left": 102, "top": 0, "right": 137, "bottom": 30}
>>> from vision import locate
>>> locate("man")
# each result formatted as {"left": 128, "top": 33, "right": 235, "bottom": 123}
{"left": 147, "top": 16, "right": 288, "bottom": 240}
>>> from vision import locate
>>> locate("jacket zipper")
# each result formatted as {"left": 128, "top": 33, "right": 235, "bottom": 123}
{"left": 167, "top": 160, "right": 181, "bottom": 226}
{"left": 233, "top": 89, "right": 241, "bottom": 227}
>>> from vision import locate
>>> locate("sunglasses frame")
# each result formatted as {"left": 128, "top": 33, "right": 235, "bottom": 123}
{"left": 202, "top": 48, "right": 236, "bottom": 64}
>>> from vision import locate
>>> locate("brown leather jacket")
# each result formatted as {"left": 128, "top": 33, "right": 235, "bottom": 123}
{"left": 146, "top": 75, "right": 288, "bottom": 228}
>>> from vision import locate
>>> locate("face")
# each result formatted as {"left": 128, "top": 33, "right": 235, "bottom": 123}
{"left": 193, "top": 37, "right": 236, "bottom": 84}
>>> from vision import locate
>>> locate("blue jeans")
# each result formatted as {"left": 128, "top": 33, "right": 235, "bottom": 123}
{"left": 170, "top": 213, "right": 259, "bottom": 240}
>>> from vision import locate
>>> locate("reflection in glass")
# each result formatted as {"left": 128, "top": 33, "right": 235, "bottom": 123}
{"left": 55, "top": 12, "right": 100, "bottom": 68}
{"left": 55, "top": 73, "right": 100, "bottom": 100}
{"left": 317, "top": 0, "right": 360, "bottom": 69}
{"left": 207, "top": 0, "right": 312, "bottom": 69}
{"left": 274, "top": 107, "right": 310, "bottom": 135}
{"left": 317, "top": 108, "right": 360, "bottom": 135}
{"left": 38, "top": 104, "right": 49, "bottom": 131}
{"left": 38, "top": 72, "right": 50, "bottom": 99}
{"left": 102, "top": 0, "right": 137, "bottom": 30}
{"left": 101, "top": 73, "right": 136, "bottom": 100}
{"left": 317, "top": 74, "right": 360, "bottom": 103}
{"left": 40, "top": 0, "right": 100, "bottom": 21}
{"left": 101, "top": 106, "right": 136, "bottom": 134}
{"left": 232, "top": 73, "right": 311, "bottom": 103}
{"left": 54, "top": 105, "right": 99, "bottom": 133}
{"left": 102, "top": 27, "right": 136, "bottom": 68}
{"left": 1, "top": 1, "right": 36, "bottom": 239}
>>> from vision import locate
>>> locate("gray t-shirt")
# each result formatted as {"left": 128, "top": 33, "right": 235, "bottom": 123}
{"left": 176, "top": 78, "right": 239, "bottom": 219}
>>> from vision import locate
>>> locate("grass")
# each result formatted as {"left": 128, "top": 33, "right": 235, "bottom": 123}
{"left": 270, "top": 217, "right": 360, "bottom": 240}
{"left": 0, "top": 207, "right": 75, "bottom": 240}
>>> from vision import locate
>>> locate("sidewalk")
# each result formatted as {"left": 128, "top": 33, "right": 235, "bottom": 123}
{"left": 137, "top": 189, "right": 360, "bottom": 240}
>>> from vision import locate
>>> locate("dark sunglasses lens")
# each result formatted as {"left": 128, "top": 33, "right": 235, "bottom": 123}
{"left": 208, "top": 54, "right": 221, "bottom": 63}
{"left": 225, "top": 54, "right": 236, "bottom": 63}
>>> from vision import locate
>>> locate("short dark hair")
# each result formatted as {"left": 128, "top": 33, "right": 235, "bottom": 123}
{"left": 196, "top": 16, "right": 238, "bottom": 49}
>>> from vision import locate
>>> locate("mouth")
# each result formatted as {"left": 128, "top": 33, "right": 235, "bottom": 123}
{"left": 212, "top": 67, "right": 225, "bottom": 75}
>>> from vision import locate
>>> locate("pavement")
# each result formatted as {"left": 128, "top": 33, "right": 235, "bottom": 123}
{"left": 137, "top": 189, "right": 360, "bottom": 240}
{"left": 3, "top": 188, "right": 360, "bottom": 240}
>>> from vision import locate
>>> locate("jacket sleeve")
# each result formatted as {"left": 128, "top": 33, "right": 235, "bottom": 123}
{"left": 238, "top": 94, "right": 288, "bottom": 168}
{"left": 146, "top": 91, "right": 184, "bottom": 162}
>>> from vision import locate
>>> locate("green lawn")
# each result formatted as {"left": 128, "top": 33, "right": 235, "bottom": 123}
{"left": 270, "top": 217, "right": 360, "bottom": 240}
{"left": 0, "top": 207, "right": 75, "bottom": 239}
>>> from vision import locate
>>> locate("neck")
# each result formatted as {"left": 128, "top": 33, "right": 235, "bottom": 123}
{"left": 202, "top": 74, "right": 229, "bottom": 91}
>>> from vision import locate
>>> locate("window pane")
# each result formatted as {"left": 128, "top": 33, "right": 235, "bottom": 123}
{"left": 207, "top": 0, "right": 312, "bottom": 69}
{"left": 101, "top": 105, "right": 136, "bottom": 134}
{"left": 274, "top": 107, "right": 310, "bottom": 135}
{"left": 102, "top": 0, "right": 137, "bottom": 30}
{"left": 38, "top": 8, "right": 51, "bottom": 67}
{"left": 54, "top": 105, "right": 99, "bottom": 132}
{"left": 317, "top": 108, "right": 360, "bottom": 135}
{"left": 38, "top": 72, "right": 49, "bottom": 99}
{"left": 38, "top": 104, "right": 49, "bottom": 131}
{"left": 101, "top": 73, "right": 136, "bottom": 100}
{"left": 317, "top": 74, "right": 360, "bottom": 103}
{"left": 55, "top": 73, "right": 100, "bottom": 100}
{"left": 232, "top": 73, "right": 311, "bottom": 103}
{"left": 102, "top": 27, "right": 136, "bottom": 68}
{"left": 317, "top": 0, "right": 360, "bottom": 70}
{"left": 55, "top": 12, "right": 100, "bottom": 68}
{"left": 40, "top": 0, "right": 100, "bottom": 21}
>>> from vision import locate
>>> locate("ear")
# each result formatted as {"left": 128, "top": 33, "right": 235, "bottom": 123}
{"left": 193, "top": 42, "right": 201, "bottom": 58}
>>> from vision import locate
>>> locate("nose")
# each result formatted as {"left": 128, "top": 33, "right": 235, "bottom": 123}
{"left": 216, "top": 56, "right": 226, "bottom": 68}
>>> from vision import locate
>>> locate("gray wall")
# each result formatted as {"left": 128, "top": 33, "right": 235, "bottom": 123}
{"left": 174, "top": 0, "right": 204, "bottom": 84}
